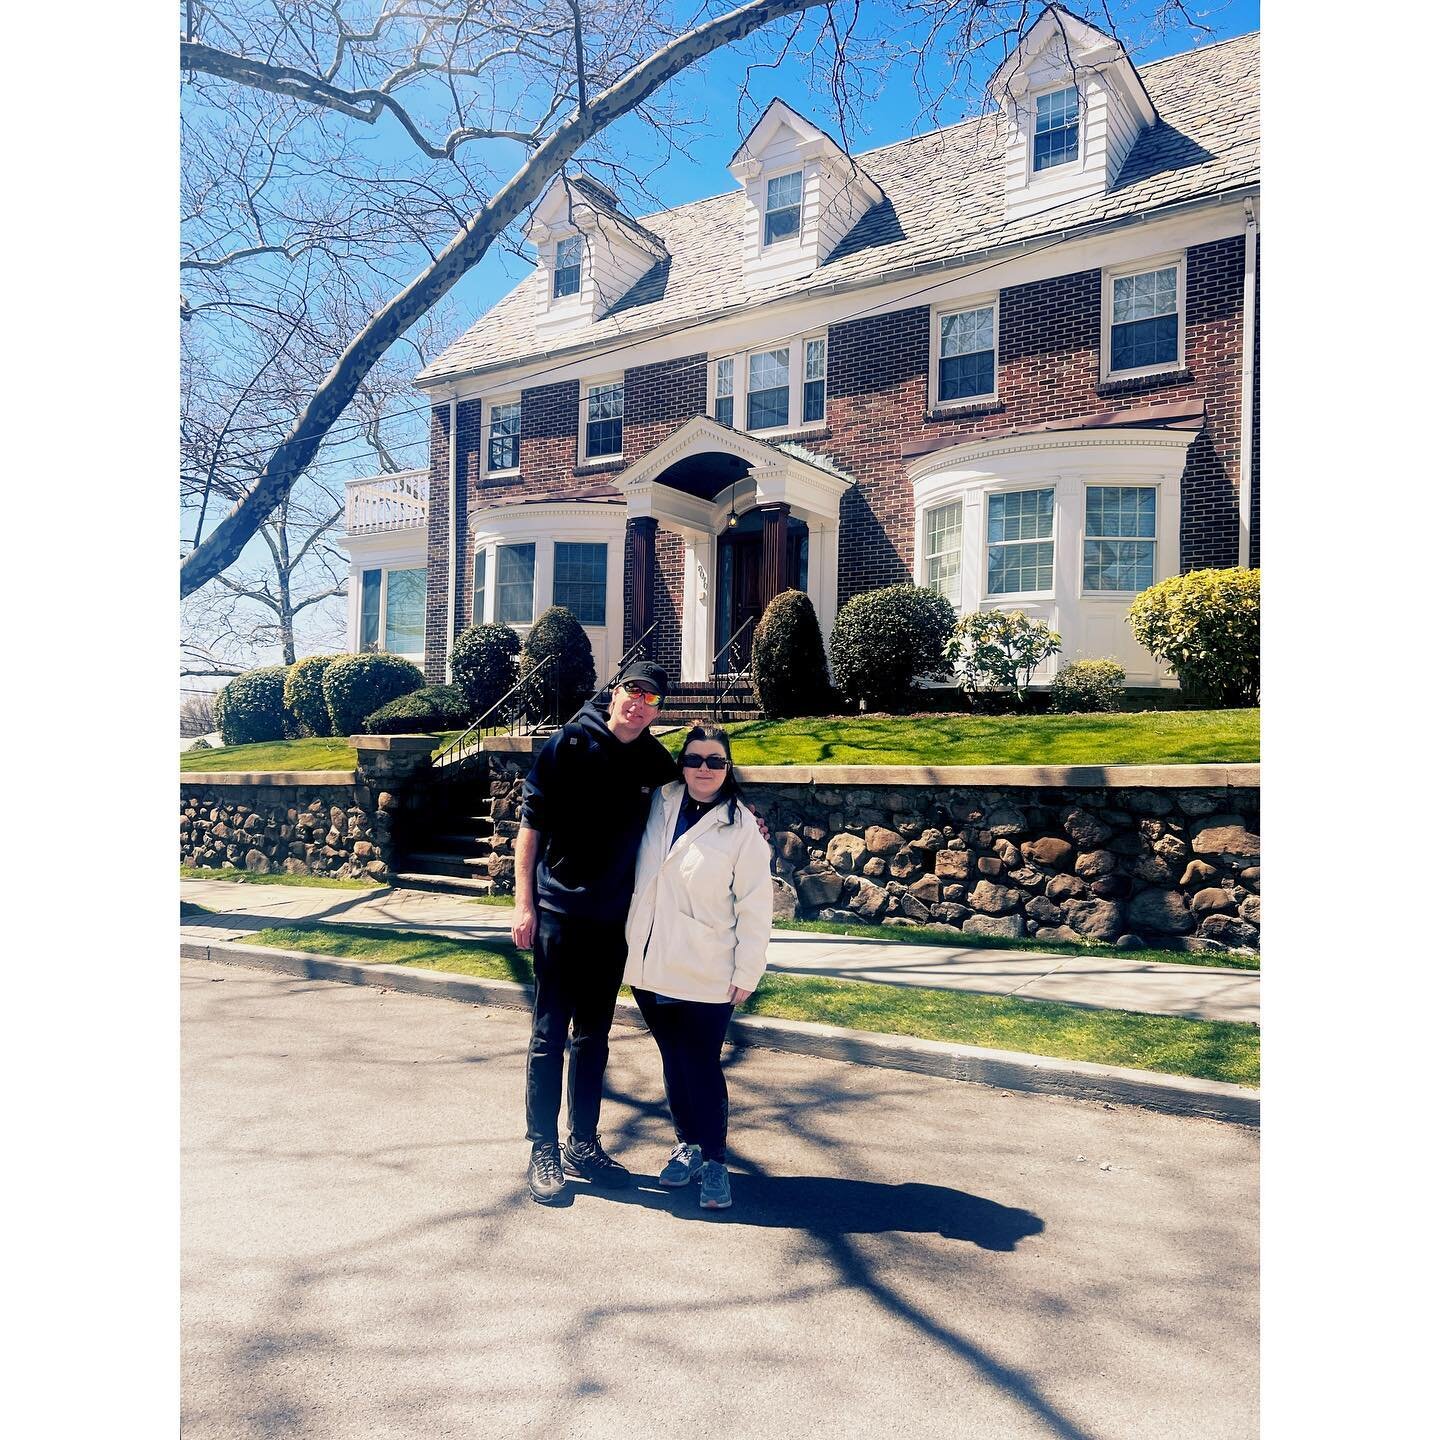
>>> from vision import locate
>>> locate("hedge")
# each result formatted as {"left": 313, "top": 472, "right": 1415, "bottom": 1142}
{"left": 1129, "top": 567, "right": 1260, "bottom": 705}
{"left": 519, "top": 606, "right": 596, "bottom": 721}
{"left": 214, "top": 666, "right": 291, "bottom": 746}
{"left": 363, "top": 684, "right": 472, "bottom": 734}
{"left": 450, "top": 623, "right": 521, "bottom": 716}
{"left": 283, "top": 654, "right": 338, "bottom": 736}
{"left": 828, "top": 584, "right": 956, "bottom": 712}
{"left": 321, "top": 652, "right": 425, "bottom": 737}
{"left": 752, "top": 589, "right": 831, "bottom": 719}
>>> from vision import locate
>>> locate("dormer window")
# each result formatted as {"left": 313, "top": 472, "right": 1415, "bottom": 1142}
{"left": 764, "top": 172, "right": 802, "bottom": 245}
{"left": 553, "top": 235, "right": 582, "bottom": 298}
{"left": 1033, "top": 85, "right": 1079, "bottom": 172}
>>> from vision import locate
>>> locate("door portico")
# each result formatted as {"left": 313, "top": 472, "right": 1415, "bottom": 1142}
{"left": 615, "top": 416, "right": 849, "bottom": 681}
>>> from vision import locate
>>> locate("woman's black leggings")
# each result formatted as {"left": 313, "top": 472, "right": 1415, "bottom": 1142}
{"left": 632, "top": 988, "right": 736, "bottom": 1163}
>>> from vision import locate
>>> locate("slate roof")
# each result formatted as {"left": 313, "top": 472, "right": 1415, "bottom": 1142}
{"left": 418, "top": 31, "right": 1258, "bottom": 387}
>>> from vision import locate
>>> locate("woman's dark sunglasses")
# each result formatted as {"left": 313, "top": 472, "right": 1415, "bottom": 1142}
{"left": 681, "top": 753, "right": 729, "bottom": 770}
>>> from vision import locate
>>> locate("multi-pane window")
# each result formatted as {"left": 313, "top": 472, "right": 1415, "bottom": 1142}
{"left": 747, "top": 348, "right": 790, "bottom": 429}
{"left": 584, "top": 381, "right": 624, "bottom": 458}
{"left": 924, "top": 503, "right": 964, "bottom": 607}
{"left": 472, "top": 549, "right": 487, "bottom": 624}
{"left": 383, "top": 568, "right": 426, "bottom": 653}
{"left": 360, "top": 569, "right": 382, "bottom": 651}
{"left": 803, "top": 338, "right": 827, "bottom": 423}
{"left": 553, "top": 542, "right": 608, "bottom": 626}
{"left": 987, "top": 489, "right": 1054, "bottom": 594}
{"left": 487, "top": 401, "right": 520, "bottom": 471}
{"left": 764, "top": 171, "right": 802, "bottom": 245}
{"left": 938, "top": 305, "right": 996, "bottom": 402}
{"left": 714, "top": 357, "right": 734, "bottom": 426}
{"left": 496, "top": 543, "right": 536, "bottom": 624}
{"left": 1084, "top": 487, "right": 1156, "bottom": 591}
{"left": 1111, "top": 266, "right": 1179, "bottom": 372}
{"left": 553, "top": 235, "right": 582, "bottom": 298}
{"left": 1033, "top": 85, "right": 1079, "bottom": 171}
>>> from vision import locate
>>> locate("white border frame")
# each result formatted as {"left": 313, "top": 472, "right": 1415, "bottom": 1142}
{"left": 1027, "top": 81, "right": 1085, "bottom": 184}
{"left": 1100, "top": 251, "right": 1188, "bottom": 383}
{"left": 929, "top": 294, "right": 1000, "bottom": 411}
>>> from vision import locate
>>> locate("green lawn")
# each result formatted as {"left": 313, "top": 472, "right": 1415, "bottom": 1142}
{"left": 181, "top": 866, "right": 382, "bottom": 889}
{"left": 663, "top": 710, "right": 1259, "bottom": 767}
{"left": 773, "top": 917, "right": 1258, "bottom": 971}
{"left": 242, "top": 921, "right": 1258, "bottom": 1087}
{"left": 181, "top": 732, "right": 463, "bottom": 773}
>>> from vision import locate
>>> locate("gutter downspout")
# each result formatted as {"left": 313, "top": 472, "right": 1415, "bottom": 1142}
{"left": 446, "top": 396, "right": 458, "bottom": 680}
{"left": 1237, "top": 199, "right": 1257, "bottom": 568}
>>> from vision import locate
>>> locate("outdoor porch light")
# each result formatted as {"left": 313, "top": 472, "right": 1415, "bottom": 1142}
{"left": 726, "top": 475, "right": 739, "bottom": 528}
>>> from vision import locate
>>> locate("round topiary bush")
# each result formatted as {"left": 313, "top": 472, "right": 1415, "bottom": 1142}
{"left": 214, "top": 666, "right": 292, "bottom": 746}
{"left": 752, "top": 589, "right": 832, "bottom": 719}
{"left": 519, "top": 606, "right": 596, "bottom": 722}
{"left": 450, "top": 622, "right": 521, "bottom": 717}
{"left": 828, "top": 584, "right": 956, "bottom": 712}
{"left": 363, "top": 683, "right": 472, "bottom": 735}
{"left": 1128, "top": 567, "right": 1260, "bottom": 705}
{"left": 283, "top": 654, "right": 339, "bottom": 736}
{"left": 322, "top": 652, "right": 425, "bottom": 737}
{"left": 1048, "top": 658, "right": 1127, "bottom": 713}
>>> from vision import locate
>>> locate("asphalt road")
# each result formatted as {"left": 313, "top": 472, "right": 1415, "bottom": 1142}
{"left": 182, "top": 958, "right": 1258, "bottom": 1440}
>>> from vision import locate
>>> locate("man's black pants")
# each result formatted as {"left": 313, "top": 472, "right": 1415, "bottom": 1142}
{"left": 631, "top": 987, "right": 736, "bottom": 1163}
{"left": 524, "top": 909, "right": 628, "bottom": 1146}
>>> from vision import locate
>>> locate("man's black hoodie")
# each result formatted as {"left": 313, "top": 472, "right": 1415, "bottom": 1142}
{"left": 518, "top": 696, "right": 678, "bottom": 924}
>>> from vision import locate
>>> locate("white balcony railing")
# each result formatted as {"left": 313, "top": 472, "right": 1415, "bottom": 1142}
{"left": 345, "top": 469, "right": 430, "bottom": 534}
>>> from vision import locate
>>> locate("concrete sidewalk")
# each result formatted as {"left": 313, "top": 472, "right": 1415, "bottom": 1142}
{"left": 180, "top": 877, "right": 1259, "bottom": 1026}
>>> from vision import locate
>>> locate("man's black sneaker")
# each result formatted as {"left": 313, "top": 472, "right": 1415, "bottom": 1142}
{"left": 561, "top": 1134, "right": 632, "bottom": 1188}
{"left": 527, "top": 1141, "right": 568, "bottom": 1204}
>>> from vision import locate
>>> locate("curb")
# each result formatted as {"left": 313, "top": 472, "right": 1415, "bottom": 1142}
{"left": 181, "top": 938, "right": 1259, "bottom": 1128}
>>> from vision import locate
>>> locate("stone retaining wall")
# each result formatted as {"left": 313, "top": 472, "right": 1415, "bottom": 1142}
{"left": 482, "top": 753, "right": 1260, "bottom": 954}
{"left": 179, "top": 773, "right": 394, "bottom": 880}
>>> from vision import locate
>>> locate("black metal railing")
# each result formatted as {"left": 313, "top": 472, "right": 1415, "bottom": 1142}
{"left": 710, "top": 616, "right": 755, "bottom": 722}
{"left": 433, "top": 652, "right": 556, "bottom": 768}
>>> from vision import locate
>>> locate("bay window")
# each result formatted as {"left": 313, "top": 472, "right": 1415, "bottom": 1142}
{"left": 1084, "top": 486, "right": 1156, "bottom": 591}
{"left": 553, "top": 542, "right": 608, "bottom": 626}
{"left": 496, "top": 543, "right": 536, "bottom": 624}
{"left": 924, "top": 503, "right": 964, "bottom": 607}
{"left": 987, "top": 488, "right": 1054, "bottom": 595}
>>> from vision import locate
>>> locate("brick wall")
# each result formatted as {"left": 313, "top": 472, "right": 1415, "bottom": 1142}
{"left": 423, "top": 404, "right": 452, "bottom": 682}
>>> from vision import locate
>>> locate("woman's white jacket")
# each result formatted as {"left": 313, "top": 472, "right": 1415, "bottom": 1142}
{"left": 623, "top": 781, "right": 772, "bottom": 1003}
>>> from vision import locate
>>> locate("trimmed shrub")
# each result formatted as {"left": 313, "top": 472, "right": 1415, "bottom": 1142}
{"left": 322, "top": 652, "right": 425, "bottom": 737}
{"left": 946, "top": 610, "right": 1063, "bottom": 707}
{"left": 828, "top": 584, "right": 956, "bottom": 712}
{"left": 752, "top": 589, "right": 832, "bottom": 719}
{"left": 1128, "top": 567, "right": 1260, "bottom": 705}
{"left": 283, "top": 654, "right": 339, "bottom": 736}
{"left": 450, "top": 622, "right": 521, "bottom": 716}
{"left": 214, "top": 666, "right": 291, "bottom": 746}
{"left": 363, "top": 684, "right": 472, "bottom": 735}
{"left": 519, "top": 606, "right": 596, "bottom": 721}
{"left": 1049, "top": 658, "right": 1127, "bottom": 713}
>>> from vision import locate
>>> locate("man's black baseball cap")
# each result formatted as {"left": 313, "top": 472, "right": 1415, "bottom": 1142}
{"left": 615, "top": 659, "right": 669, "bottom": 701}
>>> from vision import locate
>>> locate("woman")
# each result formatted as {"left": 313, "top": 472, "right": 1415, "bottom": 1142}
{"left": 623, "top": 722, "right": 772, "bottom": 1211}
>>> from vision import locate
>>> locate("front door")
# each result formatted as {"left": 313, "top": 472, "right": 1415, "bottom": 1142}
{"left": 715, "top": 524, "right": 763, "bottom": 671}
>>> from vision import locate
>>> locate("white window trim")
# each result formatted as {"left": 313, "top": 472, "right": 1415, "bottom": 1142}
{"left": 711, "top": 335, "right": 829, "bottom": 437}
{"left": 922, "top": 500, "right": 965, "bottom": 608}
{"left": 359, "top": 564, "right": 426, "bottom": 660}
{"left": 482, "top": 393, "right": 522, "bottom": 477}
{"left": 1079, "top": 483, "right": 1161, "bottom": 597}
{"left": 549, "top": 233, "right": 585, "bottom": 303}
{"left": 1100, "top": 252, "right": 1187, "bottom": 384}
{"left": 762, "top": 168, "right": 805, "bottom": 249}
{"left": 578, "top": 373, "right": 625, "bottom": 464}
{"left": 1027, "top": 82, "right": 1083, "bottom": 182}
{"left": 928, "top": 295, "right": 1000, "bottom": 411}
{"left": 982, "top": 482, "right": 1058, "bottom": 603}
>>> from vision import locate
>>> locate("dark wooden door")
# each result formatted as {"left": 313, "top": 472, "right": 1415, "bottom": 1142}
{"left": 717, "top": 532, "right": 763, "bottom": 671}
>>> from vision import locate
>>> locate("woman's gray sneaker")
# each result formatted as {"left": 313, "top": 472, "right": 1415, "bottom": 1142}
{"left": 658, "top": 1142, "right": 703, "bottom": 1187}
{"left": 527, "top": 1141, "right": 567, "bottom": 1204}
{"left": 698, "top": 1160, "right": 732, "bottom": 1210}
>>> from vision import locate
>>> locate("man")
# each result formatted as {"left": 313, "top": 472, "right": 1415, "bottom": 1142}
{"left": 512, "top": 659, "right": 678, "bottom": 1204}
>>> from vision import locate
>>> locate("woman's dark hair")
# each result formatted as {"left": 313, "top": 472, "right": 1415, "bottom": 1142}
{"left": 680, "top": 721, "right": 744, "bottom": 825}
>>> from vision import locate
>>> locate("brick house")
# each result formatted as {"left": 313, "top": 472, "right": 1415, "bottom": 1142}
{"left": 340, "top": 8, "right": 1259, "bottom": 696}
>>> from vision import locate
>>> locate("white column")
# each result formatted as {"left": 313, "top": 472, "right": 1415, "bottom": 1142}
{"left": 809, "top": 522, "right": 840, "bottom": 644}
{"left": 680, "top": 532, "right": 716, "bottom": 681}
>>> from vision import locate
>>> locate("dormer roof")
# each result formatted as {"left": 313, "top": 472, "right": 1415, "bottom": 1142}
{"left": 418, "top": 31, "right": 1258, "bottom": 388}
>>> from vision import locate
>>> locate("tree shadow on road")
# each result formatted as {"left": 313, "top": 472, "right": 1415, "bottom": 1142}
{"left": 572, "top": 1173, "right": 1042, "bottom": 1250}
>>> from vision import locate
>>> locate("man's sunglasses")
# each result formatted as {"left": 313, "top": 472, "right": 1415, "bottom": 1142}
{"left": 681, "top": 753, "right": 729, "bottom": 770}
{"left": 620, "top": 681, "right": 662, "bottom": 705}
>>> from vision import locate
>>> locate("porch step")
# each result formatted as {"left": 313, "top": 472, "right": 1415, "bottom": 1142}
{"left": 389, "top": 871, "right": 497, "bottom": 898}
{"left": 399, "top": 850, "right": 493, "bottom": 877}
{"left": 434, "top": 826, "right": 493, "bottom": 848}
